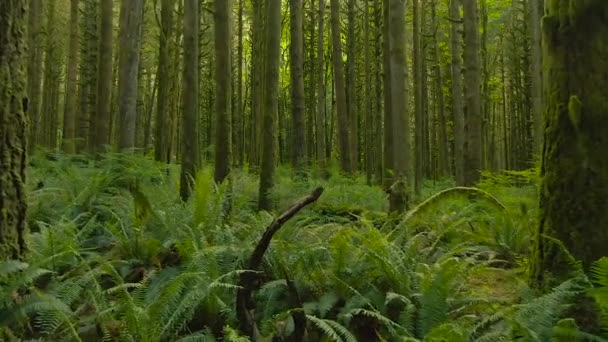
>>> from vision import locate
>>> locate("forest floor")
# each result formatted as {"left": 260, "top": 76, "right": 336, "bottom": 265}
{"left": 1, "top": 152, "right": 606, "bottom": 342}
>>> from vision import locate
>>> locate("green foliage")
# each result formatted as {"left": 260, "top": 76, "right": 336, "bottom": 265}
{"left": 1, "top": 154, "right": 600, "bottom": 341}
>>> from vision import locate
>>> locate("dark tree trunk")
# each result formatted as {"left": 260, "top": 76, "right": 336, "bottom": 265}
{"left": 0, "top": 0, "right": 28, "bottom": 260}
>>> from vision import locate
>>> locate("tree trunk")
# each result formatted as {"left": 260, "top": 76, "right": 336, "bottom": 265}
{"left": 529, "top": 0, "right": 542, "bottom": 156}
{"left": 450, "top": 0, "right": 465, "bottom": 184}
{"left": 154, "top": 0, "right": 173, "bottom": 162}
{"left": 40, "top": 0, "right": 60, "bottom": 149}
{"left": 214, "top": 0, "right": 232, "bottom": 183}
{"left": 533, "top": 0, "right": 608, "bottom": 282}
{"left": 330, "top": 0, "right": 352, "bottom": 174}
{"left": 531, "top": 0, "right": 608, "bottom": 331}
{"left": 382, "top": 0, "right": 393, "bottom": 189}
{"left": 27, "top": 0, "right": 43, "bottom": 149}
{"left": 346, "top": 0, "right": 358, "bottom": 171}
{"left": 364, "top": 0, "right": 373, "bottom": 184}
{"left": 180, "top": 0, "right": 199, "bottom": 201}
{"left": 413, "top": 0, "right": 424, "bottom": 194}
{"left": 290, "top": 0, "right": 306, "bottom": 172}
{"left": 315, "top": 0, "right": 326, "bottom": 171}
{"left": 235, "top": 0, "right": 244, "bottom": 167}
{"left": 462, "top": 0, "right": 482, "bottom": 185}
{"left": 62, "top": 0, "right": 79, "bottom": 154}
{"left": 117, "top": 0, "right": 144, "bottom": 151}
{"left": 431, "top": 0, "right": 448, "bottom": 177}
{"left": 95, "top": 0, "right": 113, "bottom": 152}
{"left": 388, "top": 0, "right": 411, "bottom": 213}
{"left": 258, "top": 0, "right": 282, "bottom": 211}
{"left": 0, "top": 0, "right": 28, "bottom": 260}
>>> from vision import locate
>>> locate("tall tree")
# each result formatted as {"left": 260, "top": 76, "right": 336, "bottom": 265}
{"left": 95, "top": 0, "right": 113, "bottom": 152}
{"left": 180, "top": 0, "right": 200, "bottom": 201}
{"left": 289, "top": 0, "right": 306, "bottom": 172}
{"left": 40, "top": 0, "right": 61, "bottom": 148}
{"left": 382, "top": 0, "right": 393, "bottom": 189}
{"left": 214, "top": 0, "right": 232, "bottom": 183}
{"left": 315, "top": 0, "right": 326, "bottom": 171}
{"left": 462, "top": 0, "right": 482, "bottom": 185}
{"left": 330, "top": 0, "right": 352, "bottom": 173}
{"left": 258, "top": 0, "right": 282, "bottom": 211}
{"left": 0, "top": 0, "right": 28, "bottom": 259}
{"left": 62, "top": 0, "right": 79, "bottom": 153}
{"left": 531, "top": 0, "right": 608, "bottom": 330}
{"left": 529, "top": 0, "right": 542, "bottom": 155}
{"left": 532, "top": 0, "right": 608, "bottom": 283}
{"left": 235, "top": 0, "right": 244, "bottom": 166}
{"left": 154, "top": 0, "right": 174, "bottom": 162}
{"left": 388, "top": 0, "right": 411, "bottom": 213}
{"left": 450, "top": 0, "right": 465, "bottom": 184}
{"left": 413, "top": 0, "right": 424, "bottom": 194}
{"left": 26, "top": 0, "right": 43, "bottom": 149}
{"left": 346, "top": 0, "right": 358, "bottom": 171}
{"left": 117, "top": 0, "right": 144, "bottom": 150}
{"left": 364, "top": 0, "right": 373, "bottom": 184}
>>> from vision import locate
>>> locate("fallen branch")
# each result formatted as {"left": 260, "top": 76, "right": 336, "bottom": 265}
{"left": 237, "top": 187, "right": 324, "bottom": 341}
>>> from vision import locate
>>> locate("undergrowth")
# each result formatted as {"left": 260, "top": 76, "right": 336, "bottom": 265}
{"left": 0, "top": 152, "right": 605, "bottom": 341}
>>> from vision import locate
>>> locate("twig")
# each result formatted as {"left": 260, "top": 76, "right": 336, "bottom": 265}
{"left": 237, "top": 187, "right": 324, "bottom": 341}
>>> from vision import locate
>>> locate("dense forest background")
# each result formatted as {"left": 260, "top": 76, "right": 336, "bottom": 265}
{"left": 1, "top": 0, "right": 608, "bottom": 341}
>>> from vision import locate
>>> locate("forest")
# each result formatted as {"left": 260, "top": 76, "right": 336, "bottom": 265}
{"left": 1, "top": 0, "right": 607, "bottom": 341}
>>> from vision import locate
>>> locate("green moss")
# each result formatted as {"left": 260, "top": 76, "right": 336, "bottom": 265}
{"left": 567, "top": 95, "right": 582, "bottom": 132}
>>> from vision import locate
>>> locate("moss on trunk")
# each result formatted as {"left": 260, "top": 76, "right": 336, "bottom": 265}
{"left": 0, "top": 0, "right": 28, "bottom": 259}
{"left": 531, "top": 5, "right": 608, "bottom": 332}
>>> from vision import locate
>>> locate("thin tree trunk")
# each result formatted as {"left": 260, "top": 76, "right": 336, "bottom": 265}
{"left": 214, "top": 0, "right": 232, "bottom": 183}
{"left": 529, "top": 0, "right": 542, "bottom": 155}
{"left": 290, "top": 0, "right": 306, "bottom": 172}
{"left": 180, "top": 0, "right": 199, "bottom": 201}
{"left": 315, "top": 0, "right": 326, "bottom": 171}
{"left": 462, "top": 0, "right": 482, "bottom": 185}
{"left": 62, "top": 0, "right": 79, "bottom": 153}
{"left": 450, "top": 0, "right": 465, "bottom": 184}
{"left": 382, "top": 0, "right": 393, "bottom": 189}
{"left": 330, "top": 0, "right": 352, "bottom": 174}
{"left": 364, "top": 0, "right": 373, "bottom": 184}
{"left": 413, "top": 0, "right": 424, "bottom": 194}
{"left": 346, "top": 0, "right": 358, "bottom": 171}
{"left": 95, "top": 0, "right": 113, "bottom": 152}
{"left": 27, "top": 0, "right": 43, "bottom": 150}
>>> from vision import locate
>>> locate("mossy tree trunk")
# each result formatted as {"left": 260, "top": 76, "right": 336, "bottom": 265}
{"left": 258, "top": 0, "right": 281, "bottom": 211}
{"left": 450, "top": 0, "right": 465, "bottom": 185}
{"left": 330, "top": 0, "right": 352, "bottom": 174}
{"left": 62, "top": 0, "right": 79, "bottom": 154}
{"left": 26, "top": 0, "right": 42, "bottom": 150}
{"left": 0, "top": 0, "right": 28, "bottom": 260}
{"left": 180, "top": 0, "right": 200, "bottom": 201}
{"left": 289, "top": 0, "right": 306, "bottom": 173}
{"left": 532, "top": 0, "right": 608, "bottom": 283}
{"left": 117, "top": 0, "right": 144, "bottom": 151}
{"left": 154, "top": 0, "right": 173, "bottom": 162}
{"left": 214, "top": 0, "right": 232, "bottom": 183}
{"left": 388, "top": 0, "right": 411, "bottom": 213}
{"left": 94, "top": 0, "right": 113, "bottom": 152}
{"left": 315, "top": 0, "right": 326, "bottom": 172}
{"left": 462, "top": 0, "right": 482, "bottom": 186}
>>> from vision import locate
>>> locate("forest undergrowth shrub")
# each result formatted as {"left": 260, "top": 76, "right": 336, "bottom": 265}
{"left": 1, "top": 153, "right": 602, "bottom": 341}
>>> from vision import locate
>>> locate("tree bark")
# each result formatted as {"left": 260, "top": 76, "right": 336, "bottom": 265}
{"left": 388, "top": 0, "right": 411, "bottom": 213}
{"left": 330, "top": 0, "right": 352, "bottom": 174}
{"left": 154, "top": 0, "right": 173, "bottom": 162}
{"left": 180, "top": 0, "right": 199, "bottom": 201}
{"left": 532, "top": 0, "right": 608, "bottom": 282}
{"left": 462, "top": 0, "right": 482, "bottom": 185}
{"left": 214, "top": 0, "right": 232, "bottom": 183}
{"left": 450, "top": 0, "right": 465, "bottom": 184}
{"left": 529, "top": 0, "right": 542, "bottom": 156}
{"left": 26, "top": 0, "right": 42, "bottom": 150}
{"left": 315, "top": 0, "right": 326, "bottom": 171}
{"left": 62, "top": 0, "right": 79, "bottom": 154}
{"left": 290, "top": 0, "right": 306, "bottom": 172}
{"left": 258, "top": 0, "right": 282, "bottom": 211}
{"left": 0, "top": 0, "right": 28, "bottom": 260}
{"left": 95, "top": 0, "right": 113, "bottom": 152}
{"left": 382, "top": 0, "right": 393, "bottom": 189}
{"left": 413, "top": 0, "right": 424, "bottom": 194}
{"left": 117, "top": 0, "right": 144, "bottom": 151}
{"left": 346, "top": 0, "right": 358, "bottom": 171}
